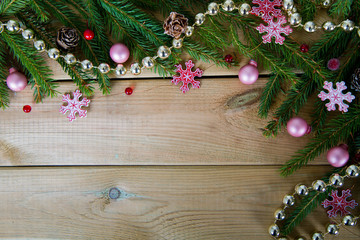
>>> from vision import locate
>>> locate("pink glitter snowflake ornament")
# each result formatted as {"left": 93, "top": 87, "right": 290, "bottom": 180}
{"left": 318, "top": 81, "right": 355, "bottom": 112}
{"left": 322, "top": 189, "right": 358, "bottom": 218}
{"left": 251, "top": 0, "right": 283, "bottom": 22}
{"left": 172, "top": 60, "right": 203, "bottom": 93}
{"left": 256, "top": 16, "right": 292, "bottom": 44}
{"left": 59, "top": 90, "right": 90, "bottom": 122}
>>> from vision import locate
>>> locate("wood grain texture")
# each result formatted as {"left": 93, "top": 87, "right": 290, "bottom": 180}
{"left": 1, "top": 166, "right": 359, "bottom": 240}
{"left": 0, "top": 78, "right": 321, "bottom": 166}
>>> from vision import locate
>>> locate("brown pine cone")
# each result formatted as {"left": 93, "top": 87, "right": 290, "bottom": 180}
{"left": 163, "top": 12, "right": 188, "bottom": 39}
{"left": 56, "top": 27, "right": 80, "bottom": 51}
{"left": 351, "top": 68, "right": 360, "bottom": 92}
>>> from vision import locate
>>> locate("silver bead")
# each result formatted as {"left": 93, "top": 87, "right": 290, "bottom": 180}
{"left": 115, "top": 64, "right": 126, "bottom": 76}
{"left": 22, "top": 29, "right": 34, "bottom": 40}
{"left": 341, "top": 19, "right": 355, "bottom": 32}
{"left": 81, "top": 60, "right": 93, "bottom": 70}
{"left": 346, "top": 165, "right": 359, "bottom": 177}
{"left": 142, "top": 57, "right": 155, "bottom": 68}
{"left": 312, "top": 232, "right": 324, "bottom": 240}
{"left": 295, "top": 184, "right": 308, "bottom": 196}
{"left": 47, "top": 48, "right": 60, "bottom": 60}
{"left": 358, "top": 29, "right": 360, "bottom": 38}
{"left": 185, "top": 26, "right": 194, "bottom": 37}
{"left": 64, "top": 53, "right": 76, "bottom": 65}
{"left": 172, "top": 38, "right": 183, "bottom": 49}
{"left": 222, "top": 0, "right": 235, "bottom": 12}
{"left": 130, "top": 63, "right": 141, "bottom": 75}
{"left": 323, "top": 21, "right": 336, "bottom": 31}
{"left": 195, "top": 13, "right": 205, "bottom": 26}
{"left": 34, "top": 40, "right": 46, "bottom": 51}
{"left": 274, "top": 208, "right": 285, "bottom": 220}
{"left": 312, "top": 180, "right": 326, "bottom": 192}
{"left": 283, "top": 0, "right": 294, "bottom": 10}
{"left": 304, "top": 21, "right": 317, "bottom": 32}
{"left": 283, "top": 195, "right": 295, "bottom": 206}
{"left": 208, "top": 2, "right": 219, "bottom": 15}
{"left": 157, "top": 46, "right": 171, "bottom": 59}
{"left": 269, "top": 224, "right": 280, "bottom": 237}
{"left": 343, "top": 215, "right": 357, "bottom": 226}
{"left": 329, "top": 174, "right": 343, "bottom": 187}
{"left": 279, "top": 238, "right": 288, "bottom": 240}
{"left": 322, "top": 0, "right": 332, "bottom": 8}
{"left": 291, "top": 7, "right": 297, "bottom": 13}
{"left": 0, "top": 22, "right": 3, "bottom": 34}
{"left": 326, "top": 224, "right": 339, "bottom": 235}
{"left": 98, "top": 63, "right": 110, "bottom": 74}
{"left": 239, "top": 3, "right": 251, "bottom": 16}
{"left": 6, "top": 20, "right": 19, "bottom": 32}
{"left": 289, "top": 13, "right": 302, "bottom": 26}
{"left": 296, "top": 237, "right": 305, "bottom": 240}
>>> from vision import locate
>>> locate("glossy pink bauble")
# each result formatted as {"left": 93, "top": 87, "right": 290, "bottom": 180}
{"left": 110, "top": 43, "right": 130, "bottom": 63}
{"left": 286, "top": 117, "right": 311, "bottom": 137}
{"left": 327, "top": 145, "right": 349, "bottom": 168}
{"left": 238, "top": 60, "right": 259, "bottom": 85}
{"left": 6, "top": 68, "right": 27, "bottom": 92}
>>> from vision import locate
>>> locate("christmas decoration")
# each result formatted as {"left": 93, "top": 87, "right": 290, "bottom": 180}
{"left": 56, "top": 27, "right": 79, "bottom": 51}
{"left": 318, "top": 81, "right": 355, "bottom": 112}
{"left": 110, "top": 43, "right": 130, "bottom": 64}
{"left": 350, "top": 68, "right": 360, "bottom": 92}
{"left": 238, "top": 60, "right": 259, "bottom": 85}
{"left": 322, "top": 189, "right": 358, "bottom": 218}
{"left": 59, "top": 90, "right": 90, "bottom": 122}
{"left": 6, "top": 68, "right": 27, "bottom": 92}
{"left": 286, "top": 117, "right": 311, "bottom": 137}
{"left": 83, "top": 29, "right": 94, "bottom": 40}
{"left": 172, "top": 60, "right": 203, "bottom": 93}
{"left": 163, "top": 12, "right": 188, "bottom": 39}
{"left": 327, "top": 58, "right": 340, "bottom": 71}
{"left": 250, "top": 0, "right": 282, "bottom": 23}
{"left": 23, "top": 105, "right": 31, "bottom": 113}
{"left": 125, "top": 87, "right": 133, "bottom": 95}
{"left": 327, "top": 144, "right": 349, "bottom": 168}
{"left": 256, "top": 16, "right": 293, "bottom": 45}
{"left": 224, "top": 54, "right": 234, "bottom": 63}
{"left": 300, "top": 44, "right": 309, "bottom": 53}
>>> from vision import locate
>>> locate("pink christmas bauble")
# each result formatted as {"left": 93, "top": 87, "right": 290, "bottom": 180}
{"left": 238, "top": 60, "right": 259, "bottom": 85}
{"left": 6, "top": 68, "right": 27, "bottom": 92}
{"left": 110, "top": 43, "right": 130, "bottom": 63}
{"left": 286, "top": 117, "right": 310, "bottom": 137}
{"left": 327, "top": 145, "right": 349, "bottom": 167}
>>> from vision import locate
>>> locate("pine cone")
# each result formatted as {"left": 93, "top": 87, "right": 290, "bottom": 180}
{"left": 56, "top": 27, "right": 79, "bottom": 51}
{"left": 163, "top": 12, "right": 188, "bottom": 39}
{"left": 351, "top": 68, "right": 360, "bottom": 92}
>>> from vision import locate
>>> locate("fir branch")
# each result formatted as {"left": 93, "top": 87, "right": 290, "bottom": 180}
{"left": 0, "top": 80, "right": 9, "bottom": 109}
{"left": 229, "top": 24, "right": 251, "bottom": 58}
{"left": 310, "top": 97, "right": 328, "bottom": 135}
{"left": 281, "top": 106, "right": 360, "bottom": 176}
{"left": 258, "top": 72, "right": 283, "bottom": 118}
{"left": 297, "top": 0, "right": 317, "bottom": 22}
{"left": 196, "top": 16, "right": 228, "bottom": 50}
{"left": 329, "top": 0, "right": 353, "bottom": 19}
{"left": 28, "top": 0, "right": 49, "bottom": 22}
{"left": 0, "top": 41, "right": 9, "bottom": 109}
{"left": 0, "top": 0, "right": 29, "bottom": 15}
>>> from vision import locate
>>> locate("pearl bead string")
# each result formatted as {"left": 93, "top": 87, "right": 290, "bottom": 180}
{"left": 283, "top": 0, "right": 360, "bottom": 36}
{"left": 0, "top": 1, "right": 251, "bottom": 78}
{"left": 269, "top": 164, "right": 360, "bottom": 240}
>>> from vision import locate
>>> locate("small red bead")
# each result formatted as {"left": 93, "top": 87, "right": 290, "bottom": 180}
{"left": 224, "top": 54, "right": 234, "bottom": 63}
{"left": 83, "top": 29, "right": 94, "bottom": 40}
{"left": 300, "top": 44, "right": 309, "bottom": 53}
{"left": 125, "top": 87, "right": 133, "bottom": 95}
{"left": 23, "top": 105, "right": 31, "bottom": 113}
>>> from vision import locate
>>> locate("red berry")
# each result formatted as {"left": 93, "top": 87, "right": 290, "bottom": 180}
{"left": 327, "top": 58, "right": 340, "bottom": 71}
{"left": 23, "top": 105, "right": 31, "bottom": 113}
{"left": 224, "top": 54, "right": 234, "bottom": 63}
{"left": 125, "top": 87, "right": 133, "bottom": 95}
{"left": 300, "top": 44, "right": 309, "bottom": 53}
{"left": 84, "top": 29, "right": 94, "bottom": 40}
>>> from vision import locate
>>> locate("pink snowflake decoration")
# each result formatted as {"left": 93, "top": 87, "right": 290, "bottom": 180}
{"left": 251, "top": 0, "right": 283, "bottom": 22}
{"left": 256, "top": 16, "right": 292, "bottom": 44}
{"left": 172, "top": 60, "right": 203, "bottom": 93}
{"left": 59, "top": 90, "right": 90, "bottom": 122}
{"left": 322, "top": 189, "right": 358, "bottom": 218}
{"left": 318, "top": 81, "right": 355, "bottom": 112}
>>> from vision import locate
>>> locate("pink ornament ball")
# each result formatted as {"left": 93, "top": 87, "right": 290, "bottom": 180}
{"left": 327, "top": 145, "right": 349, "bottom": 168}
{"left": 327, "top": 58, "right": 340, "bottom": 71}
{"left": 287, "top": 117, "right": 311, "bottom": 137}
{"left": 110, "top": 43, "right": 130, "bottom": 63}
{"left": 6, "top": 68, "right": 27, "bottom": 92}
{"left": 238, "top": 60, "right": 259, "bottom": 85}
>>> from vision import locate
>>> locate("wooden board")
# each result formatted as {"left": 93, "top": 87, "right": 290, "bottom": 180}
{"left": 1, "top": 166, "right": 359, "bottom": 239}
{"left": 0, "top": 78, "right": 322, "bottom": 166}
